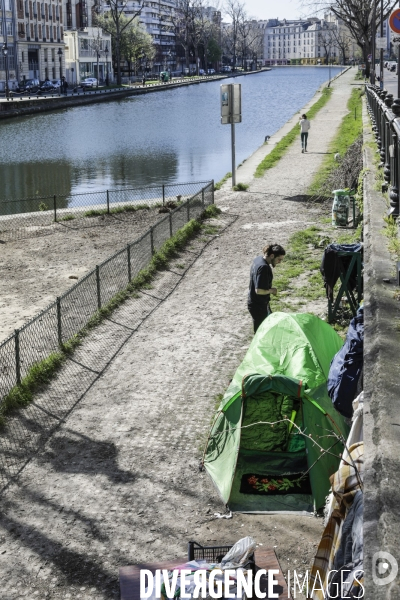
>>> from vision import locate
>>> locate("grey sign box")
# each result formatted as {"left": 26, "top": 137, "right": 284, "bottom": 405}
{"left": 220, "top": 84, "right": 242, "bottom": 124}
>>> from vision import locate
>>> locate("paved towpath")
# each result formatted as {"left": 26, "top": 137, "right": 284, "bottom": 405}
{"left": 0, "top": 68, "right": 356, "bottom": 600}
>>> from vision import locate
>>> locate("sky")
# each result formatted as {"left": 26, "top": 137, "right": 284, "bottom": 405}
{"left": 231, "top": 0, "right": 306, "bottom": 21}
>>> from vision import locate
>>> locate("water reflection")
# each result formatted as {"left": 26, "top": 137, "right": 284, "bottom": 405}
{"left": 0, "top": 67, "right": 341, "bottom": 211}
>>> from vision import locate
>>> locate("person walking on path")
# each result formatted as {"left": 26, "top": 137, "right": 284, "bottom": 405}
{"left": 247, "top": 244, "right": 286, "bottom": 333}
{"left": 299, "top": 113, "right": 311, "bottom": 153}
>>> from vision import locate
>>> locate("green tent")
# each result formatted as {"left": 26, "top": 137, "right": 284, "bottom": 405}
{"left": 203, "top": 313, "right": 350, "bottom": 514}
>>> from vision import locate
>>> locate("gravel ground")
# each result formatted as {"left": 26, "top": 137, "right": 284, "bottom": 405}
{"left": 0, "top": 69, "right": 356, "bottom": 600}
{"left": 0, "top": 208, "right": 167, "bottom": 343}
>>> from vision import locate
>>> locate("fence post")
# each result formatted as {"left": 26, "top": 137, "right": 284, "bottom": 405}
{"left": 96, "top": 265, "right": 101, "bottom": 308}
{"left": 201, "top": 188, "right": 205, "bottom": 210}
{"left": 53, "top": 195, "right": 57, "bottom": 222}
{"left": 15, "top": 329, "right": 21, "bottom": 385}
{"left": 187, "top": 199, "right": 190, "bottom": 222}
{"left": 389, "top": 130, "right": 400, "bottom": 217}
{"left": 162, "top": 184, "right": 165, "bottom": 206}
{"left": 56, "top": 297, "right": 62, "bottom": 347}
{"left": 211, "top": 179, "right": 215, "bottom": 204}
{"left": 107, "top": 190, "right": 110, "bottom": 214}
{"left": 150, "top": 227, "right": 154, "bottom": 254}
{"left": 169, "top": 212, "right": 173, "bottom": 237}
{"left": 127, "top": 244, "right": 131, "bottom": 282}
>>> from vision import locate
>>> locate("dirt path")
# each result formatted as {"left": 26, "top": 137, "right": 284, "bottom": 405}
{"left": 0, "top": 69, "right": 355, "bottom": 600}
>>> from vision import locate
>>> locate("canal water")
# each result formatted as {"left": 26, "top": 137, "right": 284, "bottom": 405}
{"left": 0, "top": 66, "right": 341, "bottom": 210}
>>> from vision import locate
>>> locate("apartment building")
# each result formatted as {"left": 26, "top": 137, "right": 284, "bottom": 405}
{"left": 63, "top": 0, "right": 111, "bottom": 83}
{"left": 1, "top": 0, "right": 65, "bottom": 88}
{"left": 262, "top": 17, "right": 340, "bottom": 65}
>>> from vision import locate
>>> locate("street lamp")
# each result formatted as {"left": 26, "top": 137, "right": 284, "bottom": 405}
{"left": 105, "top": 44, "right": 109, "bottom": 86}
{"left": 96, "top": 49, "right": 100, "bottom": 88}
{"left": 2, "top": 44, "right": 10, "bottom": 99}
{"left": 57, "top": 48, "right": 63, "bottom": 95}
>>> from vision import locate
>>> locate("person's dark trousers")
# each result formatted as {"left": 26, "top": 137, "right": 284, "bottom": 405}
{"left": 248, "top": 306, "right": 270, "bottom": 333}
{"left": 301, "top": 132, "right": 308, "bottom": 150}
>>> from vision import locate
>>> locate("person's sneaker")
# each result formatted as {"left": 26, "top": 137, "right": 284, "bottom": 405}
{"left": 305, "top": 149, "right": 308, "bottom": 152}
{"left": 301, "top": 149, "right": 304, "bottom": 153}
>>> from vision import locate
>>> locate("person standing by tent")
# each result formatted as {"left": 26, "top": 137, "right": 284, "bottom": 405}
{"left": 299, "top": 113, "right": 310, "bottom": 153}
{"left": 247, "top": 244, "right": 286, "bottom": 333}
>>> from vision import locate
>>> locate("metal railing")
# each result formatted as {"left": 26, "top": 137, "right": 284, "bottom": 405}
{"left": 0, "top": 181, "right": 214, "bottom": 407}
{"left": 365, "top": 85, "right": 400, "bottom": 218}
{"left": 0, "top": 180, "right": 211, "bottom": 241}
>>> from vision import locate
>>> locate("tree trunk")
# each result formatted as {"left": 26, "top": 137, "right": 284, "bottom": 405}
{"left": 363, "top": 44, "right": 370, "bottom": 78}
{"left": 116, "top": 21, "right": 122, "bottom": 85}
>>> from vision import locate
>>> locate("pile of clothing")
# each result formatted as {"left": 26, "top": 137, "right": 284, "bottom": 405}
{"left": 309, "top": 394, "right": 364, "bottom": 599}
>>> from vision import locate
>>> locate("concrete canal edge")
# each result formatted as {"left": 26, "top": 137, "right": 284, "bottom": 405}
{"left": 362, "top": 99, "right": 400, "bottom": 597}
{"left": 0, "top": 68, "right": 268, "bottom": 120}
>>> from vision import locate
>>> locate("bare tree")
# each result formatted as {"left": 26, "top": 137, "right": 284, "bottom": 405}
{"left": 172, "top": 0, "right": 201, "bottom": 72}
{"left": 318, "top": 26, "right": 336, "bottom": 63}
{"left": 301, "top": 0, "right": 397, "bottom": 76}
{"left": 223, "top": 0, "right": 246, "bottom": 71}
{"left": 196, "top": 1, "right": 221, "bottom": 73}
{"left": 238, "top": 18, "right": 263, "bottom": 70}
{"left": 330, "top": 25, "right": 352, "bottom": 64}
{"left": 95, "top": 0, "right": 143, "bottom": 84}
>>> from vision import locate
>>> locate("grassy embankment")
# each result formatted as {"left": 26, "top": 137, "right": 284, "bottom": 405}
{"left": 270, "top": 87, "right": 364, "bottom": 327}
{"left": 0, "top": 204, "right": 221, "bottom": 426}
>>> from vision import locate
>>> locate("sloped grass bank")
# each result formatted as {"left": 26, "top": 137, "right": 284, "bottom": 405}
{"left": 308, "top": 87, "right": 363, "bottom": 197}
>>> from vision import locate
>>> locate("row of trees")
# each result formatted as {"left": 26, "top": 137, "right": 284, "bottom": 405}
{"left": 222, "top": 0, "right": 263, "bottom": 71}
{"left": 94, "top": 0, "right": 262, "bottom": 84}
{"left": 91, "top": 0, "right": 400, "bottom": 84}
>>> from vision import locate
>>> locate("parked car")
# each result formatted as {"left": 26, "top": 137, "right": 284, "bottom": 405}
{"left": 221, "top": 66, "right": 232, "bottom": 72}
{"left": 16, "top": 78, "right": 40, "bottom": 93}
{"left": 51, "top": 79, "right": 62, "bottom": 89}
{"left": 199, "top": 68, "right": 205, "bottom": 75}
{"left": 40, "top": 80, "right": 57, "bottom": 92}
{"left": 207, "top": 68, "right": 216, "bottom": 74}
{"left": 81, "top": 77, "right": 98, "bottom": 88}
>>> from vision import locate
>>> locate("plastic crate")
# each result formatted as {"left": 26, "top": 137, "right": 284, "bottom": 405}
{"left": 187, "top": 541, "right": 255, "bottom": 569}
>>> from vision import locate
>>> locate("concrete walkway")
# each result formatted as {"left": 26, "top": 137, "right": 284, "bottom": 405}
{"left": 0, "top": 68, "right": 356, "bottom": 600}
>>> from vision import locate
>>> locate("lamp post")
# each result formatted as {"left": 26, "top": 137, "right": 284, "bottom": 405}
{"left": 105, "top": 44, "right": 109, "bottom": 86}
{"left": 328, "top": 51, "right": 331, "bottom": 86}
{"left": 57, "top": 48, "right": 63, "bottom": 95}
{"left": 96, "top": 49, "right": 100, "bottom": 88}
{"left": 2, "top": 44, "right": 10, "bottom": 99}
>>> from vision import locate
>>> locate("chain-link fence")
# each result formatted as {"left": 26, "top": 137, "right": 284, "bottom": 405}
{"left": 0, "top": 181, "right": 214, "bottom": 408}
{"left": 0, "top": 180, "right": 211, "bottom": 241}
